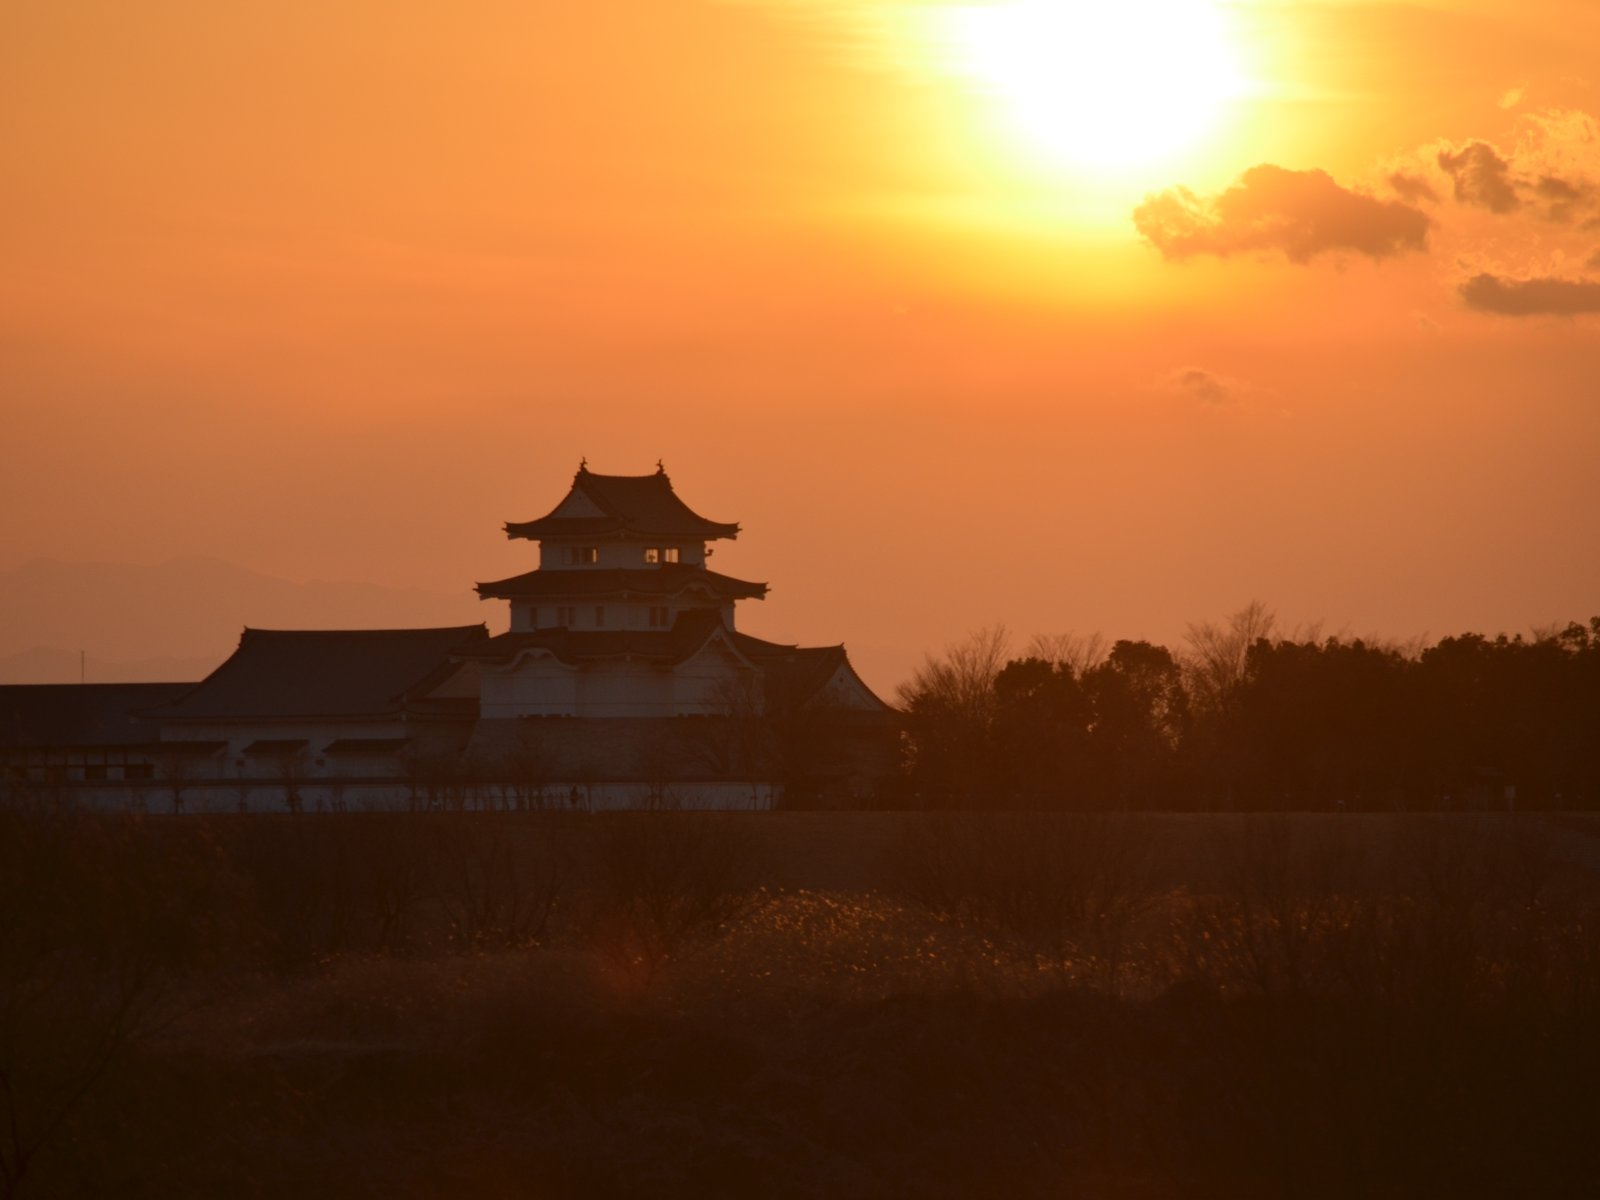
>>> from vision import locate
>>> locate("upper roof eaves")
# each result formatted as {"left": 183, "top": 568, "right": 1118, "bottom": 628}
{"left": 505, "top": 463, "right": 740, "bottom": 542}
{"left": 475, "top": 563, "right": 767, "bottom": 601}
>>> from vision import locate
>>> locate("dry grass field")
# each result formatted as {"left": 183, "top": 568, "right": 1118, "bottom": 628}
{"left": 3, "top": 809, "right": 1598, "bottom": 1198}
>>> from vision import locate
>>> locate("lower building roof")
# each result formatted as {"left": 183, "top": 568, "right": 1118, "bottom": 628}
{"left": 155, "top": 625, "right": 489, "bottom": 720}
{"left": 0, "top": 683, "right": 194, "bottom": 749}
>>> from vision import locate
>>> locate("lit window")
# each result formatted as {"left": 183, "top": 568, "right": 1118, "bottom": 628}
{"left": 649, "top": 606, "right": 669, "bottom": 628}
{"left": 568, "top": 546, "right": 599, "bottom": 565}
{"left": 644, "top": 547, "right": 681, "bottom": 564}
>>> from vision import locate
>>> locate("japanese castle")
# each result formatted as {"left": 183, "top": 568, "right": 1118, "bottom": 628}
{"left": 0, "top": 465, "right": 894, "bottom": 810}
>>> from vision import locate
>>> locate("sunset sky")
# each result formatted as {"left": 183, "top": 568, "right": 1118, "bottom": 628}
{"left": 3, "top": 0, "right": 1598, "bottom": 691}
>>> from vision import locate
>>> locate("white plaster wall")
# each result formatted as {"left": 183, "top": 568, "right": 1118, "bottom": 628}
{"left": 481, "top": 657, "right": 579, "bottom": 717}
{"left": 549, "top": 490, "right": 606, "bottom": 519}
{"left": 815, "top": 664, "right": 884, "bottom": 711}
{"left": 671, "top": 641, "right": 758, "bottom": 716}
{"left": 152, "top": 720, "right": 419, "bottom": 803}
{"left": 575, "top": 662, "right": 675, "bottom": 717}
{"left": 69, "top": 779, "right": 779, "bottom": 813}
{"left": 426, "top": 661, "right": 481, "bottom": 698}
{"left": 516, "top": 596, "right": 733, "bottom": 632}
{"left": 537, "top": 539, "right": 708, "bottom": 570}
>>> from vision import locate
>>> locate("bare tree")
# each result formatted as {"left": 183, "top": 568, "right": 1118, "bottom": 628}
{"left": 1025, "top": 631, "right": 1108, "bottom": 677}
{"left": 898, "top": 625, "right": 1011, "bottom": 805}
{"left": 1183, "top": 601, "right": 1277, "bottom": 718}
{"left": 675, "top": 670, "right": 775, "bottom": 784}
{"left": 584, "top": 811, "right": 759, "bottom": 986}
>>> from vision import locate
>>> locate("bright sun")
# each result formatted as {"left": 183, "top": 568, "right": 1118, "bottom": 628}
{"left": 945, "top": 0, "right": 1246, "bottom": 176}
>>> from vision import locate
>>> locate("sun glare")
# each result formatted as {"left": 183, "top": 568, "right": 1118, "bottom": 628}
{"left": 946, "top": 0, "right": 1246, "bottom": 177}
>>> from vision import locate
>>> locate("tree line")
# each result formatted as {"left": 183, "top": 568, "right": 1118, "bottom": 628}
{"left": 897, "top": 604, "right": 1600, "bottom": 810}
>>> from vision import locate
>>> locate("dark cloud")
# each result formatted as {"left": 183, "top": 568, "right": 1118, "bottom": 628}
{"left": 1437, "top": 141, "right": 1520, "bottom": 213}
{"left": 1459, "top": 272, "right": 1600, "bottom": 316}
{"left": 1534, "top": 174, "right": 1596, "bottom": 223}
{"left": 1134, "top": 166, "right": 1431, "bottom": 264}
{"left": 1389, "top": 172, "right": 1439, "bottom": 204}
{"left": 1164, "top": 366, "right": 1235, "bottom": 404}
{"left": 1588, "top": 248, "right": 1600, "bottom": 271}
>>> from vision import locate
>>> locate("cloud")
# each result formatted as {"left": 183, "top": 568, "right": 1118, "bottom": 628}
{"left": 1533, "top": 174, "right": 1597, "bottom": 223}
{"left": 1162, "top": 366, "right": 1238, "bottom": 405}
{"left": 1134, "top": 166, "right": 1431, "bottom": 264}
{"left": 1389, "top": 172, "right": 1439, "bottom": 204}
{"left": 1459, "top": 272, "right": 1600, "bottom": 316}
{"left": 1588, "top": 249, "right": 1600, "bottom": 271}
{"left": 1437, "top": 141, "right": 1520, "bottom": 213}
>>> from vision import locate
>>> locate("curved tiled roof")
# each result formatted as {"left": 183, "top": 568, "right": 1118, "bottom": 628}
{"left": 505, "top": 465, "right": 740, "bottom": 541}
{"left": 730, "top": 633, "right": 894, "bottom": 714}
{"left": 476, "top": 563, "right": 766, "bottom": 602}
{"left": 154, "top": 625, "right": 488, "bottom": 719}
{"left": 456, "top": 609, "right": 743, "bottom": 669}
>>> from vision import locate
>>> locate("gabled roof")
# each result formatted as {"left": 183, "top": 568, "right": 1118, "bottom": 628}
{"left": 505, "top": 464, "right": 740, "bottom": 542}
{"left": 476, "top": 563, "right": 767, "bottom": 602}
{"left": 154, "top": 625, "right": 488, "bottom": 720}
{"left": 731, "top": 633, "right": 894, "bottom": 714}
{"left": 458, "top": 609, "right": 750, "bottom": 670}
{"left": 0, "top": 683, "right": 194, "bottom": 749}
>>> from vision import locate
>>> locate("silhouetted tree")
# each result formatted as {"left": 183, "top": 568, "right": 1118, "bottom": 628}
{"left": 898, "top": 626, "right": 1009, "bottom": 806}
{"left": 1084, "top": 640, "right": 1188, "bottom": 808}
{"left": 991, "top": 657, "right": 1094, "bottom": 806}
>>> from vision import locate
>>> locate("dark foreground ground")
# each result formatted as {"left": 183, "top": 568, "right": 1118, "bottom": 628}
{"left": 4, "top": 809, "right": 1598, "bottom": 1198}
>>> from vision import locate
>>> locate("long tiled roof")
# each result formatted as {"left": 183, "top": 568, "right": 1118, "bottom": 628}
{"left": 505, "top": 465, "right": 740, "bottom": 541}
{"left": 457, "top": 609, "right": 740, "bottom": 668}
{"left": 0, "top": 682, "right": 194, "bottom": 749}
{"left": 155, "top": 625, "right": 488, "bottom": 719}
{"left": 476, "top": 563, "right": 766, "bottom": 601}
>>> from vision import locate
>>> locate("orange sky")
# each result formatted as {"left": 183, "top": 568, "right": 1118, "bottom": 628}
{"left": 3, "top": 0, "right": 1598, "bottom": 692}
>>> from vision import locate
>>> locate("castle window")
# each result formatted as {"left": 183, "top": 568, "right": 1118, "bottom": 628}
{"left": 594, "top": 605, "right": 606, "bottom": 627}
{"left": 644, "top": 547, "right": 680, "bottom": 564}
{"left": 649, "top": 606, "right": 670, "bottom": 628}
{"left": 568, "top": 546, "right": 599, "bottom": 565}
{"left": 125, "top": 763, "right": 154, "bottom": 782}
{"left": 529, "top": 605, "right": 539, "bottom": 627}
{"left": 557, "top": 606, "right": 576, "bottom": 627}
{"left": 83, "top": 764, "right": 107, "bottom": 782}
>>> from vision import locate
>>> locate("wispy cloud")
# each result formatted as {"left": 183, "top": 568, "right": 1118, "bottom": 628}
{"left": 1161, "top": 366, "right": 1240, "bottom": 405}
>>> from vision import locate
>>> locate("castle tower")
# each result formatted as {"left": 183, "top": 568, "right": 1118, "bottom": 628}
{"left": 466, "top": 463, "right": 772, "bottom": 719}
{"left": 479, "top": 461, "right": 767, "bottom": 636}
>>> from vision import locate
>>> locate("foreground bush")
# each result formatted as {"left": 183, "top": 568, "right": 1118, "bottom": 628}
{"left": 3, "top": 808, "right": 1597, "bottom": 1197}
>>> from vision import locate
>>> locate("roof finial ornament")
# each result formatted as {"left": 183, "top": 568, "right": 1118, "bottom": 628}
{"left": 578, "top": 456, "right": 588, "bottom": 475}
{"left": 656, "top": 458, "right": 665, "bottom": 475}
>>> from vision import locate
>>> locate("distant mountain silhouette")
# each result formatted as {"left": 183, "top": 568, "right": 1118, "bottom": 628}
{"left": 0, "top": 557, "right": 488, "bottom": 684}
{"left": 0, "top": 646, "right": 221, "bottom": 685}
